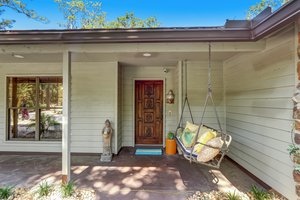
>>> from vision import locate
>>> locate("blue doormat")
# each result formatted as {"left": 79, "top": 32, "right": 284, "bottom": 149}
{"left": 135, "top": 148, "right": 162, "bottom": 156}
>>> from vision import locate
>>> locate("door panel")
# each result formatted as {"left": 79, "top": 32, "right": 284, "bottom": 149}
{"left": 135, "top": 80, "right": 163, "bottom": 144}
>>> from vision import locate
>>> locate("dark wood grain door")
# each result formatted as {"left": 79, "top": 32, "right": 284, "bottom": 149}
{"left": 135, "top": 80, "right": 163, "bottom": 145}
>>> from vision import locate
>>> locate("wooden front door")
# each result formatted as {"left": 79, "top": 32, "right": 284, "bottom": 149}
{"left": 135, "top": 80, "right": 163, "bottom": 145}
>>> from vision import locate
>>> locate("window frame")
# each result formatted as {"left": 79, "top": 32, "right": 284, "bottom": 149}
{"left": 5, "top": 75, "right": 63, "bottom": 142}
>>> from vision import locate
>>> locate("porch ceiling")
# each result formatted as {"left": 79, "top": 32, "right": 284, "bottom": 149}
{"left": 0, "top": 51, "right": 237, "bottom": 65}
{"left": 72, "top": 52, "right": 237, "bottom": 66}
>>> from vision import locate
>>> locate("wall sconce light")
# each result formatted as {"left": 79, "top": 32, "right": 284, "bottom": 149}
{"left": 166, "top": 90, "right": 175, "bottom": 104}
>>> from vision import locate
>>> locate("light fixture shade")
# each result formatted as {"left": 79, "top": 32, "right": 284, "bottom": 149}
{"left": 166, "top": 90, "right": 175, "bottom": 104}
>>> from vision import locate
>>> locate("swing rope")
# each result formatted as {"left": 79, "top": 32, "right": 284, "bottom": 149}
{"left": 176, "top": 60, "right": 194, "bottom": 134}
{"left": 189, "top": 42, "right": 227, "bottom": 163}
{"left": 175, "top": 43, "right": 232, "bottom": 168}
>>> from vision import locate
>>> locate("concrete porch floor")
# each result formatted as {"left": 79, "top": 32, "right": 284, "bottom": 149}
{"left": 0, "top": 148, "right": 264, "bottom": 200}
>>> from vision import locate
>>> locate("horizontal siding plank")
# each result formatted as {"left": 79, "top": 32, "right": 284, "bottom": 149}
{"left": 226, "top": 98, "right": 292, "bottom": 109}
{"left": 226, "top": 106, "right": 292, "bottom": 120}
{"left": 226, "top": 86, "right": 294, "bottom": 99}
{"left": 231, "top": 140, "right": 292, "bottom": 177}
{"left": 226, "top": 113, "right": 292, "bottom": 131}
{"left": 228, "top": 127, "right": 291, "bottom": 159}
{"left": 226, "top": 119, "right": 291, "bottom": 143}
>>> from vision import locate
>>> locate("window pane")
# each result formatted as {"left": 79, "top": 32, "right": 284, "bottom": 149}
{"left": 39, "top": 109, "right": 62, "bottom": 140}
{"left": 8, "top": 108, "right": 36, "bottom": 139}
{"left": 39, "top": 77, "right": 63, "bottom": 108}
{"left": 7, "top": 76, "right": 63, "bottom": 141}
{"left": 8, "top": 77, "right": 36, "bottom": 108}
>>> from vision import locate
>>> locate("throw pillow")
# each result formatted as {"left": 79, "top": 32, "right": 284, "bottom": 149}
{"left": 193, "top": 130, "right": 217, "bottom": 153}
{"left": 197, "top": 137, "right": 224, "bottom": 162}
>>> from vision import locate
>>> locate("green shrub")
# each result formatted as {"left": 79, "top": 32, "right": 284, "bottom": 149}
{"left": 226, "top": 191, "right": 241, "bottom": 200}
{"left": 167, "top": 131, "right": 175, "bottom": 140}
{"left": 37, "top": 181, "right": 51, "bottom": 197}
{"left": 295, "top": 166, "right": 300, "bottom": 173}
{"left": 0, "top": 186, "right": 13, "bottom": 199}
{"left": 61, "top": 181, "right": 75, "bottom": 197}
{"left": 250, "top": 185, "right": 271, "bottom": 200}
{"left": 287, "top": 145, "right": 300, "bottom": 156}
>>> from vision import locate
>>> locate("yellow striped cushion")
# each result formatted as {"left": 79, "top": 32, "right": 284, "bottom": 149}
{"left": 193, "top": 130, "right": 217, "bottom": 153}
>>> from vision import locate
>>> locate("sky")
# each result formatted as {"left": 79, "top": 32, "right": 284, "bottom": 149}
{"left": 4, "top": 0, "right": 262, "bottom": 30}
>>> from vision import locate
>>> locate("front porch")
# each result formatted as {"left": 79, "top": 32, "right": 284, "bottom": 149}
{"left": 0, "top": 148, "right": 264, "bottom": 200}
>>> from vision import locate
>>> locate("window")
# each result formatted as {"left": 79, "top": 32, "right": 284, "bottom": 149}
{"left": 7, "top": 77, "right": 63, "bottom": 141}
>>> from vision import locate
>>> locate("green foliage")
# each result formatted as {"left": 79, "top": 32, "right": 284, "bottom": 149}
{"left": 54, "top": 0, "right": 106, "bottom": 29}
{"left": 28, "top": 113, "right": 60, "bottom": 135}
{"left": 167, "top": 131, "right": 175, "bottom": 140}
{"left": 55, "top": 0, "right": 160, "bottom": 29}
{"left": 0, "top": 0, "right": 48, "bottom": 29}
{"left": 39, "top": 113, "right": 60, "bottom": 134}
{"left": 287, "top": 145, "right": 300, "bottom": 156}
{"left": 37, "top": 182, "right": 51, "bottom": 197}
{"left": 250, "top": 185, "right": 271, "bottom": 200}
{"left": 226, "top": 191, "right": 241, "bottom": 200}
{"left": 61, "top": 181, "right": 75, "bottom": 197}
{"left": 17, "top": 83, "right": 36, "bottom": 108}
{"left": 0, "top": 186, "right": 13, "bottom": 199}
{"left": 104, "top": 12, "right": 160, "bottom": 28}
{"left": 295, "top": 166, "right": 300, "bottom": 173}
{"left": 247, "top": 0, "right": 290, "bottom": 19}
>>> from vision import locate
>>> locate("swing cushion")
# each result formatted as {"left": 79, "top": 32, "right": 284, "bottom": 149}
{"left": 176, "top": 127, "right": 184, "bottom": 139}
{"left": 175, "top": 136, "right": 198, "bottom": 158}
{"left": 185, "top": 121, "right": 199, "bottom": 132}
{"left": 181, "top": 129, "right": 196, "bottom": 148}
{"left": 193, "top": 130, "right": 217, "bottom": 153}
{"left": 197, "top": 137, "right": 223, "bottom": 162}
{"left": 180, "top": 122, "right": 199, "bottom": 148}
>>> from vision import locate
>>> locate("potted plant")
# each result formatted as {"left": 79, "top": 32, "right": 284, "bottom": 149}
{"left": 294, "top": 124, "right": 300, "bottom": 144}
{"left": 293, "top": 166, "right": 300, "bottom": 183}
{"left": 295, "top": 133, "right": 300, "bottom": 145}
{"left": 296, "top": 120, "right": 300, "bottom": 131}
{"left": 166, "top": 131, "right": 177, "bottom": 155}
{"left": 288, "top": 145, "right": 300, "bottom": 165}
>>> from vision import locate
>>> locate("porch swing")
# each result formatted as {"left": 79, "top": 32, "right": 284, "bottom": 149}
{"left": 175, "top": 43, "right": 232, "bottom": 169}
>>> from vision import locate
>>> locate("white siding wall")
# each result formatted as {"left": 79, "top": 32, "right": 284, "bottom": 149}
{"left": 0, "top": 61, "right": 119, "bottom": 154}
{"left": 0, "top": 63, "right": 62, "bottom": 152}
{"left": 224, "top": 27, "right": 295, "bottom": 199}
{"left": 182, "top": 61, "right": 225, "bottom": 131}
{"left": 0, "top": 61, "right": 224, "bottom": 152}
{"left": 121, "top": 65, "right": 178, "bottom": 147}
{"left": 71, "top": 62, "right": 118, "bottom": 153}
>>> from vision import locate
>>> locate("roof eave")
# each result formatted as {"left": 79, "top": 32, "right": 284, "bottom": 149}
{"left": 0, "top": 28, "right": 252, "bottom": 44}
{"left": 0, "top": 0, "right": 299, "bottom": 44}
{"left": 252, "top": 0, "right": 300, "bottom": 40}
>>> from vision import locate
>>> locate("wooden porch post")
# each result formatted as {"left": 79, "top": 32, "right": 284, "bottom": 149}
{"left": 62, "top": 51, "right": 71, "bottom": 184}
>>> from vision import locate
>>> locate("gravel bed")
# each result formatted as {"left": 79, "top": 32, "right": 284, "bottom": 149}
{"left": 7, "top": 185, "right": 96, "bottom": 200}
{"left": 186, "top": 190, "right": 288, "bottom": 200}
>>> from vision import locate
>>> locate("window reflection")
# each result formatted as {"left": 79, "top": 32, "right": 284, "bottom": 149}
{"left": 7, "top": 77, "right": 63, "bottom": 141}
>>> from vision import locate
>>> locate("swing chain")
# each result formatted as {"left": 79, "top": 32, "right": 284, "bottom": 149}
{"left": 208, "top": 42, "right": 212, "bottom": 94}
{"left": 184, "top": 59, "right": 188, "bottom": 98}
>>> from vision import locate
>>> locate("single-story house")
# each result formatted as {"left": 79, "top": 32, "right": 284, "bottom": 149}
{"left": 0, "top": 1, "right": 299, "bottom": 199}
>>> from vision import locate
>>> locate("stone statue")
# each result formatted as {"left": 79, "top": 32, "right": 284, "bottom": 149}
{"left": 100, "top": 119, "right": 113, "bottom": 162}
